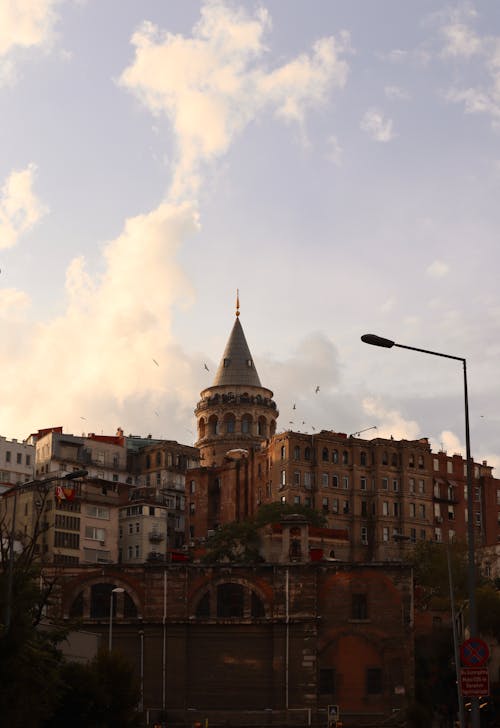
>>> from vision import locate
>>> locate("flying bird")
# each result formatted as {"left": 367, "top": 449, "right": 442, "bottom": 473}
{"left": 154, "top": 411, "right": 159, "bottom": 417}
{"left": 80, "top": 416, "right": 86, "bottom": 420}
{"left": 204, "top": 362, "right": 209, "bottom": 371}
{"left": 315, "top": 386, "right": 320, "bottom": 394}
{"left": 152, "top": 359, "right": 159, "bottom": 367}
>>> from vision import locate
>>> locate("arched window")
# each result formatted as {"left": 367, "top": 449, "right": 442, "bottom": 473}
{"left": 198, "top": 418, "right": 206, "bottom": 439}
{"left": 90, "top": 583, "right": 115, "bottom": 619}
{"left": 241, "top": 415, "right": 252, "bottom": 434}
{"left": 418, "top": 455, "right": 424, "bottom": 469}
{"left": 156, "top": 451, "right": 162, "bottom": 466}
{"left": 293, "top": 446, "right": 300, "bottom": 460}
{"left": 322, "top": 447, "right": 329, "bottom": 462}
{"left": 270, "top": 420, "right": 277, "bottom": 437}
{"left": 391, "top": 453, "right": 398, "bottom": 467}
{"left": 360, "top": 451, "right": 367, "bottom": 466}
{"left": 342, "top": 451, "right": 348, "bottom": 465}
{"left": 209, "top": 415, "right": 219, "bottom": 436}
{"left": 70, "top": 591, "right": 84, "bottom": 618}
{"left": 382, "top": 451, "right": 388, "bottom": 465}
{"left": 258, "top": 417, "right": 267, "bottom": 436}
{"left": 408, "top": 453, "right": 415, "bottom": 467}
{"left": 145, "top": 454, "right": 151, "bottom": 469}
{"left": 332, "top": 450, "right": 339, "bottom": 464}
{"left": 304, "top": 447, "right": 311, "bottom": 461}
{"left": 217, "top": 583, "right": 244, "bottom": 618}
{"left": 124, "top": 592, "right": 138, "bottom": 618}
{"left": 225, "top": 414, "right": 236, "bottom": 434}
{"left": 280, "top": 445, "right": 286, "bottom": 460}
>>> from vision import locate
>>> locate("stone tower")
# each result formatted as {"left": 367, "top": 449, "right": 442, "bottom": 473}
{"left": 195, "top": 295, "right": 279, "bottom": 466}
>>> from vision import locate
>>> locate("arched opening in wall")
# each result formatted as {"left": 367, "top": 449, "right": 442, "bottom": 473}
{"left": 382, "top": 451, "right": 388, "bottom": 465}
{"left": 305, "top": 447, "right": 311, "bottom": 461}
{"left": 332, "top": 450, "right": 339, "bottom": 463}
{"left": 156, "top": 451, "right": 162, "bottom": 467}
{"left": 224, "top": 413, "right": 236, "bottom": 434}
{"left": 208, "top": 415, "right": 219, "bottom": 436}
{"left": 198, "top": 418, "right": 206, "bottom": 439}
{"left": 257, "top": 416, "right": 267, "bottom": 437}
{"left": 90, "top": 583, "right": 114, "bottom": 618}
{"left": 196, "top": 591, "right": 211, "bottom": 618}
{"left": 241, "top": 414, "right": 253, "bottom": 434}
{"left": 217, "top": 583, "right": 244, "bottom": 617}
{"left": 342, "top": 451, "right": 349, "bottom": 465}
{"left": 360, "top": 451, "right": 367, "bottom": 466}
{"left": 269, "top": 420, "right": 276, "bottom": 437}
{"left": 70, "top": 591, "right": 84, "bottom": 618}
{"left": 322, "top": 447, "right": 329, "bottom": 462}
{"left": 391, "top": 453, "right": 398, "bottom": 467}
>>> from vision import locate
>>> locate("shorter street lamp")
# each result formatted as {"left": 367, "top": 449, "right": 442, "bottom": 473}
{"left": 4, "top": 468, "right": 88, "bottom": 631}
{"left": 109, "top": 587, "right": 125, "bottom": 651}
{"left": 361, "top": 333, "right": 477, "bottom": 728}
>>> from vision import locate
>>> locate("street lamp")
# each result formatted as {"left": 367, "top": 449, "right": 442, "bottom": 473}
{"left": 3, "top": 468, "right": 88, "bottom": 631}
{"left": 361, "top": 333, "right": 477, "bottom": 728}
{"left": 108, "top": 587, "right": 125, "bottom": 651}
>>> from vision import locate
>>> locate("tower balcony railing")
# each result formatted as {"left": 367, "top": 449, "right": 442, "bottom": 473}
{"left": 195, "top": 394, "right": 277, "bottom": 412}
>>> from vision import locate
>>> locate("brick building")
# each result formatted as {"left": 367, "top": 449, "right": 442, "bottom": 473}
{"left": 49, "top": 557, "right": 414, "bottom": 727}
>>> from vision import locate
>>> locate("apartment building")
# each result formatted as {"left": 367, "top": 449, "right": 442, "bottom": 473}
{"left": 0, "top": 435, "right": 34, "bottom": 493}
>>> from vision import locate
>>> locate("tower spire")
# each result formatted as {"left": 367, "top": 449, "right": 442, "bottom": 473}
{"left": 236, "top": 289, "right": 240, "bottom": 317}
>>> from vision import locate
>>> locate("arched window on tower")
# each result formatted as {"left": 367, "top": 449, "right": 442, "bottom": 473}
{"left": 209, "top": 415, "right": 219, "bottom": 436}
{"left": 258, "top": 417, "right": 267, "bottom": 436}
{"left": 241, "top": 414, "right": 252, "bottom": 434}
{"left": 198, "top": 418, "right": 206, "bottom": 439}
{"left": 225, "top": 413, "right": 236, "bottom": 434}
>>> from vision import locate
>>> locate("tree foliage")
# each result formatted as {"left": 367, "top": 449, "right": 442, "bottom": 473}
{"left": 202, "top": 501, "right": 327, "bottom": 564}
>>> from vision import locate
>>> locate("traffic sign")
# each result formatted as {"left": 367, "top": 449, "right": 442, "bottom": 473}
{"left": 460, "top": 667, "right": 489, "bottom": 697}
{"left": 460, "top": 637, "right": 489, "bottom": 667}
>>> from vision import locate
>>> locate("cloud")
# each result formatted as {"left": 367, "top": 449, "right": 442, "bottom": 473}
{"left": 362, "top": 397, "right": 420, "bottom": 440}
{"left": 0, "top": 164, "right": 48, "bottom": 249}
{"left": 360, "top": 108, "right": 394, "bottom": 142}
{"left": 426, "top": 259, "right": 450, "bottom": 278}
{"left": 119, "top": 1, "right": 350, "bottom": 199}
{"left": 0, "top": 0, "right": 60, "bottom": 84}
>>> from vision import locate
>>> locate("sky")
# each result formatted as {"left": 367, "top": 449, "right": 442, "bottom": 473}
{"left": 1, "top": 0, "right": 500, "bottom": 471}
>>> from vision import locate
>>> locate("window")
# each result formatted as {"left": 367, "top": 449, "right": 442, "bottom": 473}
{"left": 16, "top": 452, "right": 22, "bottom": 464}
{"left": 343, "top": 500, "right": 349, "bottom": 514}
{"left": 392, "top": 479, "right": 399, "bottom": 492}
{"left": 293, "top": 495, "right": 301, "bottom": 505}
{"left": 342, "top": 451, "right": 348, "bottom": 465}
{"left": 86, "top": 505, "right": 109, "bottom": 519}
{"left": 322, "top": 497, "right": 328, "bottom": 511}
{"left": 382, "top": 527, "right": 389, "bottom": 542}
{"left": 128, "top": 523, "right": 133, "bottom": 534}
{"left": 135, "top": 544, "right": 140, "bottom": 558}
{"left": 85, "top": 526, "right": 106, "bottom": 541}
{"left": 361, "top": 501, "right": 367, "bottom": 517}
{"left": 360, "top": 477, "right": 367, "bottom": 491}
{"left": 447, "top": 461, "right": 453, "bottom": 474}
{"left": 217, "top": 583, "right": 244, "bottom": 618}
{"left": 5, "top": 451, "right": 11, "bottom": 463}
{"left": 366, "top": 668, "right": 382, "bottom": 695}
{"left": 361, "top": 526, "right": 368, "bottom": 545}
{"left": 409, "top": 454, "right": 415, "bottom": 467}
{"left": 135, "top": 522, "right": 140, "bottom": 533}
{"left": 419, "top": 504, "right": 426, "bottom": 519}
{"left": 293, "top": 446, "right": 300, "bottom": 460}
{"left": 54, "top": 531, "right": 79, "bottom": 549}
{"left": 242, "top": 416, "right": 251, "bottom": 434}
{"left": 281, "top": 445, "right": 286, "bottom": 460}
{"left": 382, "top": 501, "right": 389, "bottom": 516}
{"left": 391, "top": 453, "right": 398, "bottom": 467}
{"left": 418, "top": 456, "right": 424, "bottom": 469}
{"left": 26, "top": 454, "right": 31, "bottom": 466}
{"left": 332, "top": 450, "right": 338, "bottom": 463}
{"left": 332, "top": 498, "right": 339, "bottom": 514}
{"left": 304, "top": 447, "right": 311, "bottom": 461}
{"left": 322, "top": 447, "right": 329, "bottom": 462}
{"left": 281, "top": 470, "right": 286, "bottom": 486}
{"left": 382, "top": 451, "right": 388, "bottom": 465}
{"left": 319, "top": 668, "right": 336, "bottom": 695}
{"left": 342, "top": 476, "right": 349, "bottom": 490}
{"left": 418, "top": 479, "right": 425, "bottom": 494}
{"left": 352, "top": 594, "right": 368, "bottom": 619}
{"left": 393, "top": 502, "right": 400, "bottom": 517}
{"left": 410, "top": 528, "right": 417, "bottom": 543}
{"left": 433, "top": 458, "right": 439, "bottom": 471}
{"left": 409, "top": 503, "right": 415, "bottom": 518}
{"left": 304, "top": 472, "right": 312, "bottom": 489}
{"left": 294, "top": 471, "right": 301, "bottom": 486}
{"left": 381, "top": 477, "right": 388, "bottom": 490}
{"left": 322, "top": 473, "right": 329, "bottom": 487}
{"left": 332, "top": 475, "right": 339, "bottom": 488}
{"left": 409, "top": 478, "right": 415, "bottom": 494}
{"left": 360, "top": 451, "right": 367, "bottom": 466}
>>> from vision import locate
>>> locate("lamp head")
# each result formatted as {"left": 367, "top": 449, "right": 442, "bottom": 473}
{"left": 361, "top": 334, "right": 395, "bottom": 348}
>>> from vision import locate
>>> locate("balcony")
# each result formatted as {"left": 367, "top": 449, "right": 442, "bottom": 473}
{"left": 149, "top": 531, "right": 165, "bottom": 543}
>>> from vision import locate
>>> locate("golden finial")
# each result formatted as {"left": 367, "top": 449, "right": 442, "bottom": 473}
{"left": 236, "top": 289, "right": 240, "bottom": 317}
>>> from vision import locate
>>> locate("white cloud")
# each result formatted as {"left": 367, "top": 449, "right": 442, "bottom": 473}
{"left": 441, "top": 22, "right": 481, "bottom": 58}
{"left": 431, "top": 429, "right": 463, "bottom": 456}
{"left": 119, "top": 2, "right": 350, "bottom": 199}
{"left": 362, "top": 397, "right": 420, "bottom": 440}
{"left": 380, "top": 297, "right": 395, "bottom": 313}
{"left": 0, "top": 0, "right": 60, "bottom": 85}
{"left": 360, "top": 108, "right": 394, "bottom": 142}
{"left": 426, "top": 259, "right": 450, "bottom": 278}
{"left": 0, "top": 164, "right": 48, "bottom": 249}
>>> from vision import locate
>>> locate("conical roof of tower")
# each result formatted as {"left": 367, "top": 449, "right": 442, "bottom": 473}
{"left": 212, "top": 317, "right": 262, "bottom": 387}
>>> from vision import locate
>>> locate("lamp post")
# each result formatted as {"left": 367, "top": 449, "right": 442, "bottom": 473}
{"left": 361, "top": 333, "right": 478, "bottom": 728}
{"left": 4, "top": 468, "right": 88, "bottom": 631}
{"left": 108, "top": 587, "right": 125, "bottom": 651}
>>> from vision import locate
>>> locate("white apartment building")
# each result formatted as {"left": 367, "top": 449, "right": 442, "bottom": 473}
{"left": 0, "top": 436, "right": 35, "bottom": 493}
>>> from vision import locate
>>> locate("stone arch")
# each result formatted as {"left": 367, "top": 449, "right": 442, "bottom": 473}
{"left": 208, "top": 414, "right": 219, "bottom": 436}
{"left": 241, "top": 413, "right": 253, "bottom": 434}
{"left": 269, "top": 419, "right": 276, "bottom": 436}
{"left": 191, "top": 577, "right": 269, "bottom": 620}
{"left": 257, "top": 416, "right": 267, "bottom": 436}
{"left": 64, "top": 577, "right": 142, "bottom": 621}
{"left": 223, "top": 411, "right": 236, "bottom": 434}
{"left": 198, "top": 417, "right": 206, "bottom": 439}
